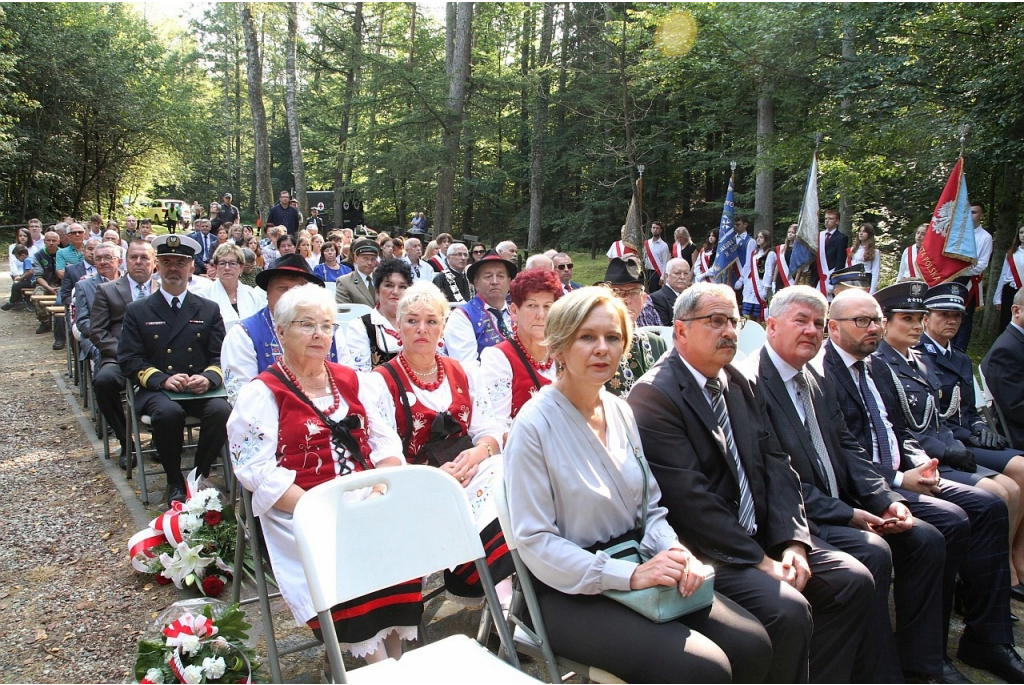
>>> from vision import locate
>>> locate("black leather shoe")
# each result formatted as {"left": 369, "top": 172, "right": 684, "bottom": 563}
{"left": 166, "top": 485, "right": 187, "bottom": 508}
{"left": 957, "top": 638, "right": 1024, "bottom": 683}
{"left": 118, "top": 449, "right": 136, "bottom": 470}
{"left": 1011, "top": 583, "right": 1024, "bottom": 603}
{"left": 52, "top": 339, "right": 65, "bottom": 350}
{"left": 905, "top": 659, "right": 972, "bottom": 684}
{"left": 1, "top": 302, "right": 12, "bottom": 311}
{"left": 35, "top": 322, "right": 50, "bottom": 334}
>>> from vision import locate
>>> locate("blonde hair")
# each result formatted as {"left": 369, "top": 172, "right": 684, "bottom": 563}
{"left": 396, "top": 281, "right": 450, "bottom": 322}
{"left": 544, "top": 286, "right": 633, "bottom": 361}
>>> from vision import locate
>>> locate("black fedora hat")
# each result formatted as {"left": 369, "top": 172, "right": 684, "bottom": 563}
{"left": 255, "top": 253, "right": 325, "bottom": 290}
{"left": 600, "top": 256, "right": 645, "bottom": 287}
{"left": 467, "top": 250, "right": 518, "bottom": 281}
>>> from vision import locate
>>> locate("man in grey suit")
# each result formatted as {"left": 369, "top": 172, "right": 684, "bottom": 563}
{"left": 73, "top": 242, "right": 123, "bottom": 364}
{"left": 627, "top": 281, "right": 873, "bottom": 683}
{"left": 334, "top": 238, "right": 378, "bottom": 307}
{"left": 746, "top": 285, "right": 955, "bottom": 683}
{"left": 90, "top": 239, "right": 157, "bottom": 467}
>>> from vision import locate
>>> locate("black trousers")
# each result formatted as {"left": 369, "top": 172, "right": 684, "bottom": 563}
{"left": 93, "top": 360, "right": 126, "bottom": 448}
{"left": 713, "top": 537, "right": 874, "bottom": 684}
{"left": 817, "top": 520, "right": 946, "bottom": 681}
{"left": 898, "top": 479, "right": 1013, "bottom": 646}
{"left": 538, "top": 588, "right": 772, "bottom": 683}
{"left": 135, "top": 388, "right": 231, "bottom": 487}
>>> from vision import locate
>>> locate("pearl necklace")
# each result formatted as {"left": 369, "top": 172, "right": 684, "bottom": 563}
{"left": 279, "top": 361, "right": 340, "bottom": 413}
{"left": 513, "top": 335, "right": 553, "bottom": 371}
{"left": 398, "top": 352, "right": 445, "bottom": 391}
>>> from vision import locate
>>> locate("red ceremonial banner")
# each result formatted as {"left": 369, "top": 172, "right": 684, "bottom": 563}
{"left": 916, "top": 158, "right": 975, "bottom": 287}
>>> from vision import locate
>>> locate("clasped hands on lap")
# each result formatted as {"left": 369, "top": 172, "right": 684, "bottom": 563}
{"left": 629, "top": 546, "right": 709, "bottom": 597}
{"left": 161, "top": 373, "right": 211, "bottom": 394}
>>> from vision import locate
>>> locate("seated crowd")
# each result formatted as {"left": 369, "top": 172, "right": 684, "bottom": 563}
{"left": 9, "top": 204, "right": 1024, "bottom": 684}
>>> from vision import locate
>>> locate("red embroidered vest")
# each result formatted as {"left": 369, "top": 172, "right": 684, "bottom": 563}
{"left": 259, "top": 362, "right": 372, "bottom": 490}
{"left": 494, "top": 339, "right": 550, "bottom": 418}
{"left": 375, "top": 357, "right": 473, "bottom": 463}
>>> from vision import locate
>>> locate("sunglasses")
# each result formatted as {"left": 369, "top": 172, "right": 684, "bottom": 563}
{"left": 472, "top": 249, "right": 485, "bottom": 254}
{"left": 556, "top": 263, "right": 573, "bottom": 270}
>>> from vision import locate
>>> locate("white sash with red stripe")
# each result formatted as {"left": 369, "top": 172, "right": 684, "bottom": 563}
{"left": 644, "top": 239, "right": 663, "bottom": 277}
{"left": 1008, "top": 252, "right": 1024, "bottom": 290}
{"left": 845, "top": 247, "right": 854, "bottom": 267}
{"left": 816, "top": 231, "right": 830, "bottom": 294}
{"left": 750, "top": 250, "right": 767, "bottom": 307}
{"left": 903, "top": 246, "right": 918, "bottom": 279}
{"left": 775, "top": 244, "right": 791, "bottom": 288}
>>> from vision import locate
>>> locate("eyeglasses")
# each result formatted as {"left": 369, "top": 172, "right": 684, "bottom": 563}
{"left": 70, "top": 230, "right": 86, "bottom": 235}
{"left": 679, "top": 313, "right": 740, "bottom": 329}
{"left": 556, "top": 263, "right": 574, "bottom": 270}
{"left": 611, "top": 287, "right": 644, "bottom": 300}
{"left": 472, "top": 249, "right": 485, "bottom": 255}
{"left": 217, "top": 260, "right": 240, "bottom": 268}
{"left": 94, "top": 255, "right": 118, "bottom": 262}
{"left": 831, "top": 316, "right": 882, "bottom": 329}
{"left": 289, "top": 320, "right": 340, "bottom": 336}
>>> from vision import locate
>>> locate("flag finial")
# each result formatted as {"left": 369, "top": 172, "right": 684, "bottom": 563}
{"left": 730, "top": 160, "right": 737, "bottom": 172}
{"left": 814, "top": 132, "right": 823, "bottom": 149}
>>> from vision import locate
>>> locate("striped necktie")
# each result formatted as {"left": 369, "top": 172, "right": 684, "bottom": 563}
{"left": 794, "top": 371, "right": 840, "bottom": 497}
{"left": 854, "top": 360, "right": 895, "bottom": 470}
{"left": 705, "top": 377, "right": 757, "bottom": 533}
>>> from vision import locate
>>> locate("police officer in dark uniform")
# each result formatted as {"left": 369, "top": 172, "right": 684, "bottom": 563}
{"left": 118, "top": 234, "right": 232, "bottom": 506}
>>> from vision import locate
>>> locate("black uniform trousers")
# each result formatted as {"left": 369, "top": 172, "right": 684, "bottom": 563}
{"left": 712, "top": 537, "right": 874, "bottom": 684}
{"left": 817, "top": 521, "right": 946, "bottom": 681}
{"left": 135, "top": 388, "right": 231, "bottom": 487}
{"left": 897, "top": 480, "right": 1013, "bottom": 647}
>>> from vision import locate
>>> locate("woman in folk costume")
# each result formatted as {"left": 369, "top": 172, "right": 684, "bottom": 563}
{"left": 993, "top": 224, "right": 1024, "bottom": 333}
{"left": 740, "top": 229, "right": 776, "bottom": 322}
{"left": 345, "top": 258, "right": 417, "bottom": 372}
{"left": 772, "top": 224, "right": 797, "bottom": 292}
{"left": 479, "top": 268, "right": 563, "bottom": 439}
{"left": 692, "top": 228, "right": 719, "bottom": 283}
{"left": 228, "top": 283, "right": 420, "bottom": 664}
{"left": 847, "top": 222, "right": 882, "bottom": 294}
{"left": 372, "top": 281, "right": 514, "bottom": 604}
{"left": 897, "top": 224, "right": 928, "bottom": 282}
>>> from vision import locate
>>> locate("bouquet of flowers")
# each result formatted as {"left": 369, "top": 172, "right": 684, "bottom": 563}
{"left": 135, "top": 599, "right": 261, "bottom": 684}
{"left": 129, "top": 474, "right": 237, "bottom": 597}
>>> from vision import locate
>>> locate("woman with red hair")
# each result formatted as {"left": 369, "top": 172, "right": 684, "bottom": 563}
{"left": 479, "top": 268, "right": 563, "bottom": 438}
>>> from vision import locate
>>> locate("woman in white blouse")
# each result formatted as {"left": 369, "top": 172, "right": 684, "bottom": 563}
{"left": 848, "top": 222, "right": 881, "bottom": 293}
{"left": 372, "top": 281, "right": 513, "bottom": 602}
{"left": 204, "top": 243, "right": 267, "bottom": 325}
{"left": 346, "top": 258, "right": 413, "bottom": 371}
{"left": 227, "top": 283, "right": 417, "bottom": 664}
{"left": 693, "top": 228, "right": 719, "bottom": 283}
{"left": 994, "top": 224, "right": 1024, "bottom": 332}
{"left": 503, "top": 287, "right": 771, "bottom": 683}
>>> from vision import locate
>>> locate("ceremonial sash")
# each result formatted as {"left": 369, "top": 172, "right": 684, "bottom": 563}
{"left": 846, "top": 247, "right": 854, "bottom": 267}
{"left": 775, "top": 244, "right": 792, "bottom": 288}
{"left": 903, "top": 246, "right": 918, "bottom": 279}
{"left": 750, "top": 250, "right": 768, "bottom": 308}
{"left": 816, "top": 231, "right": 830, "bottom": 295}
{"left": 644, "top": 240, "right": 663, "bottom": 277}
{"left": 443, "top": 269, "right": 467, "bottom": 304}
{"left": 1008, "top": 253, "right": 1024, "bottom": 290}
{"left": 672, "top": 242, "right": 683, "bottom": 259}
{"left": 967, "top": 275, "right": 984, "bottom": 307}
{"left": 611, "top": 240, "right": 636, "bottom": 258}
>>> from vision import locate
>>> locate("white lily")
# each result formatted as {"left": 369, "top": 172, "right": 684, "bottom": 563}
{"left": 159, "top": 541, "right": 215, "bottom": 587}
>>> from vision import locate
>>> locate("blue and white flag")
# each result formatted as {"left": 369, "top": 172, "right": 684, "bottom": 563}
{"left": 705, "top": 171, "right": 739, "bottom": 283}
{"left": 789, "top": 152, "right": 820, "bottom": 280}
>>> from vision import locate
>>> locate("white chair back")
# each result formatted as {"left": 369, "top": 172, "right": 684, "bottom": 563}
{"left": 737, "top": 319, "right": 766, "bottom": 358}
{"left": 323, "top": 281, "right": 337, "bottom": 300}
{"left": 336, "top": 302, "right": 372, "bottom": 324}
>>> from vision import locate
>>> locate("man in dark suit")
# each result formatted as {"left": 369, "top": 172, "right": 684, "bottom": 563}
{"left": 649, "top": 257, "right": 691, "bottom": 326}
{"left": 334, "top": 238, "right": 378, "bottom": 307}
{"left": 810, "top": 209, "right": 848, "bottom": 297}
{"left": 748, "top": 285, "right": 953, "bottom": 683}
{"left": 56, "top": 238, "right": 99, "bottom": 350}
{"left": 433, "top": 242, "right": 472, "bottom": 303}
{"left": 117, "top": 235, "right": 230, "bottom": 506}
{"left": 552, "top": 253, "right": 582, "bottom": 295}
{"left": 74, "top": 242, "right": 122, "bottom": 365}
{"left": 824, "top": 286, "right": 1024, "bottom": 683}
{"left": 628, "top": 281, "right": 873, "bottom": 683}
{"left": 982, "top": 288, "right": 1024, "bottom": 451}
{"left": 189, "top": 218, "right": 216, "bottom": 273}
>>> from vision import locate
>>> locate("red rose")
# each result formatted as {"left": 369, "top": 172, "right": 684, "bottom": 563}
{"left": 202, "top": 575, "right": 226, "bottom": 597}
{"left": 204, "top": 510, "right": 222, "bottom": 526}
{"left": 154, "top": 573, "right": 172, "bottom": 586}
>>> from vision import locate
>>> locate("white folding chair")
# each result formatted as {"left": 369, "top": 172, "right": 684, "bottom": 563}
{"left": 336, "top": 303, "right": 373, "bottom": 324}
{"left": 324, "top": 281, "right": 338, "bottom": 300}
{"left": 492, "top": 481, "right": 625, "bottom": 684}
{"left": 737, "top": 319, "right": 766, "bottom": 358}
{"left": 637, "top": 325, "right": 673, "bottom": 345}
{"left": 293, "top": 466, "right": 534, "bottom": 684}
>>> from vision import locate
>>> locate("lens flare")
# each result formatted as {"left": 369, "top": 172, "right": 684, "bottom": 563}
{"left": 656, "top": 11, "right": 698, "bottom": 57}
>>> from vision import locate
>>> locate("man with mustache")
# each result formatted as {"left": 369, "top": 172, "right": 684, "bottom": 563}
{"left": 628, "top": 282, "right": 873, "bottom": 683}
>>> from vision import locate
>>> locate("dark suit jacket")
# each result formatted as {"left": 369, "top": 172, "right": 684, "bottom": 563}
{"left": 822, "top": 341, "right": 930, "bottom": 485}
{"left": 60, "top": 261, "right": 90, "bottom": 304}
{"left": 981, "top": 324, "right": 1024, "bottom": 449}
{"left": 90, "top": 276, "right": 153, "bottom": 364}
{"left": 189, "top": 230, "right": 217, "bottom": 272}
{"left": 433, "top": 269, "right": 471, "bottom": 303}
{"left": 917, "top": 332, "right": 983, "bottom": 441}
{"left": 649, "top": 284, "right": 681, "bottom": 326}
{"left": 117, "top": 290, "right": 225, "bottom": 391}
{"left": 749, "top": 348, "right": 902, "bottom": 532}
{"left": 627, "top": 351, "right": 811, "bottom": 567}
{"left": 334, "top": 270, "right": 377, "bottom": 307}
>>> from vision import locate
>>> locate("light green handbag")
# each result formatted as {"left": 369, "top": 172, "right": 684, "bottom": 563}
{"left": 599, "top": 408, "right": 716, "bottom": 623}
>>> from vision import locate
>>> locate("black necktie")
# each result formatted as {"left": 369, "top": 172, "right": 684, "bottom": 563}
{"left": 171, "top": 296, "right": 180, "bottom": 312}
{"left": 412, "top": 265, "right": 420, "bottom": 278}
{"left": 488, "top": 307, "right": 511, "bottom": 339}
{"left": 854, "top": 361, "right": 894, "bottom": 469}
